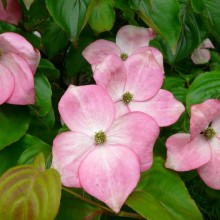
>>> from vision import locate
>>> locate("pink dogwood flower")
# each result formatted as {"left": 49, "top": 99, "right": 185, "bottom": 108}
{"left": 0, "top": 0, "right": 22, "bottom": 25}
{"left": 52, "top": 85, "right": 159, "bottom": 212}
{"left": 165, "top": 99, "right": 220, "bottom": 189}
{"left": 93, "top": 52, "right": 185, "bottom": 127}
{"left": 0, "top": 32, "right": 40, "bottom": 105}
{"left": 191, "top": 38, "right": 214, "bottom": 64}
{"left": 82, "top": 25, "right": 163, "bottom": 71}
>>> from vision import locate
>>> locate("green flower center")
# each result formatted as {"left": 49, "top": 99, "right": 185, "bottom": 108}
{"left": 122, "top": 92, "right": 133, "bottom": 105}
{"left": 95, "top": 131, "right": 106, "bottom": 145}
{"left": 203, "top": 127, "right": 216, "bottom": 139}
{"left": 120, "top": 52, "right": 128, "bottom": 61}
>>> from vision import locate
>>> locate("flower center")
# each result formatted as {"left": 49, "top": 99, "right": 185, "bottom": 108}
{"left": 203, "top": 127, "right": 216, "bottom": 139}
{"left": 0, "top": 49, "right": 2, "bottom": 57}
{"left": 120, "top": 52, "right": 128, "bottom": 61}
{"left": 94, "top": 131, "right": 106, "bottom": 145}
{"left": 122, "top": 92, "right": 133, "bottom": 105}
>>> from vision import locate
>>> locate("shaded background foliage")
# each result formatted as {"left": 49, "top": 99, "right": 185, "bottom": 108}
{"left": 0, "top": 0, "right": 220, "bottom": 219}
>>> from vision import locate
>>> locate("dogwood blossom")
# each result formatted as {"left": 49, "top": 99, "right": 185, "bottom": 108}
{"left": 93, "top": 52, "right": 185, "bottom": 126}
{"left": 0, "top": 32, "right": 40, "bottom": 105}
{"left": 165, "top": 99, "right": 220, "bottom": 189}
{"left": 82, "top": 25, "right": 163, "bottom": 71}
{"left": 191, "top": 38, "right": 214, "bottom": 64}
{"left": 52, "top": 84, "right": 159, "bottom": 212}
{"left": 0, "top": 0, "right": 22, "bottom": 25}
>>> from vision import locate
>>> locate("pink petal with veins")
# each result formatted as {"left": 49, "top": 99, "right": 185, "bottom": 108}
{"left": 1, "top": 53, "right": 35, "bottom": 105}
{"left": 82, "top": 39, "right": 121, "bottom": 65}
{"left": 125, "top": 51, "right": 163, "bottom": 101}
{"left": 0, "top": 32, "right": 40, "bottom": 73}
{"left": 129, "top": 89, "right": 185, "bottom": 127}
{"left": 79, "top": 145, "right": 140, "bottom": 213}
{"left": 198, "top": 137, "right": 220, "bottom": 189}
{"left": 0, "top": 64, "right": 14, "bottom": 104}
{"left": 165, "top": 133, "right": 211, "bottom": 171}
{"left": 93, "top": 54, "right": 126, "bottom": 101}
{"left": 52, "top": 131, "right": 94, "bottom": 187}
{"left": 190, "top": 99, "right": 220, "bottom": 139}
{"left": 107, "top": 112, "right": 159, "bottom": 171}
{"left": 58, "top": 85, "right": 115, "bottom": 136}
{"left": 116, "top": 25, "right": 155, "bottom": 55}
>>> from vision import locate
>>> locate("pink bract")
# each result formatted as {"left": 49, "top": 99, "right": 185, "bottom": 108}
{"left": 0, "top": 32, "right": 40, "bottom": 105}
{"left": 82, "top": 25, "right": 163, "bottom": 71}
{"left": 0, "top": 0, "right": 22, "bottom": 25}
{"left": 191, "top": 38, "right": 214, "bottom": 65}
{"left": 52, "top": 85, "right": 159, "bottom": 212}
{"left": 93, "top": 53, "right": 185, "bottom": 127}
{"left": 165, "top": 99, "right": 220, "bottom": 189}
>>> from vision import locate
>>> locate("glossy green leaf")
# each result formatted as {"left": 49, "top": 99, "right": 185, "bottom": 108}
{"left": 0, "top": 154, "right": 61, "bottom": 220}
{"left": 162, "top": 76, "right": 185, "bottom": 91}
{"left": 65, "top": 33, "right": 95, "bottom": 78}
{"left": 45, "top": 0, "right": 94, "bottom": 43}
{"left": 210, "top": 51, "right": 220, "bottom": 71}
{"left": 56, "top": 190, "right": 102, "bottom": 220}
{"left": 34, "top": 72, "right": 52, "bottom": 117}
{"left": 126, "top": 157, "right": 203, "bottom": 220}
{"left": 0, "top": 144, "right": 25, "bottom": 176}
{"left": 41, "top": 22, "right": 68, "bottom": 58}
{"left": 192, "top": 0, "right": 220, "bottom": 41}
{"left": 129, "top": 0, "right": 181, "bottom": 53}
{"left": 115, "top": 0, "right": 137, "bottom": 25}
{"left": 89, "top": 0, "right": 115, "bottom": 33}
{"left": 0, "top": 105, "right": 30, "bottom": 150}
{"left": 151, "top": 1, "right": 206, "bottom": 64}
{"left": 191, "top": 0, "right": 204, "bottom": 13}
{"left": 23, "top": 0, "right": 35, "bottom": 10}
{"left": 16, "top": 134, "right": 51, "bottom": 166}
{"left": 38, "top": 58, "right": 60, "bottom": 80}
{"left": 0, "top": 21, "right": 18, "bottom": 33}
{"left": 186, "top": 71, "right": 220, "bottom": 110}
{"left": 29, "top": 107, "right": 56, "bottom": 143}
{"left": 172, "top": 87, "right": 187, "bottom": 104}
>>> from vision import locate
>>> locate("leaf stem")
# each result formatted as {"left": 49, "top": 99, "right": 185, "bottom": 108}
{"left": 62, "top": 186, "right": 145, "bottom": 219}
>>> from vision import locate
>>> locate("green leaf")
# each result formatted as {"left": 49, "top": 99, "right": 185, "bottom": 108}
{"left": 16, "top": 134, "right": 51, "bottom": 166}
{"left": 0, "top": 157, "right": 61, "bottom": 220}
{"left": 186, "top": 71, "right": 220, "bottom": 110}
{"left": 34, "top": 72, "right": 52, "bottom": 117}
{"left": 191, "top": 0, "right": 204, "bottom": 13}
{"left": 115, "top": 0, "right": 137, "bottom": 25}
{"left": 151, "top": 1, "right": 206, "bottom": 64}
{"left": 0, "top": 21, "right": 18, "bottom": 33}
{"left": 0, "top": 105, "right": 30, "bottom": 150}
{"left": 32, "top": 152, "right": 46, "bottom": 171}
{"left": 129, "top": 0, "right": 181, "bottom": 53}
{"left": 89, "top": 0, "right": 115, "bottom": 33}
{"left": 162, "top": 76, "right": 185, "bottom": 91}
{"left": 29, "top": 107, "right": 56, "bottom": 143}
{"left": 45, "top": 0, "right": 94, "bottom": 43}
{"left": 210, "top": 51, "right": 220, "bottom": 71}
{"left": 0, "top": 144, "right": 25, "bottom": 176}
{"left": 127, "top": 191, "right": 173, "bottom": 220}
{"left": 65, "top": 33, "right": 95, "bottom": 78}
{"left": 38, "top": 58, "right": 60, "bottom": 80}
{"left": 56, "top": 190, "right": 102, "bottom": 220}
{"left": 41, "top": 22, "right": 68, "bottom": 58}
{"left": 126, "top": 157, "right": 203, "bottom": 220}
{"left": 191, "top": 0, "right": 220, "bottom": 41}
{"left": 23, "top": 0, "right": 35, "bottom": 10}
